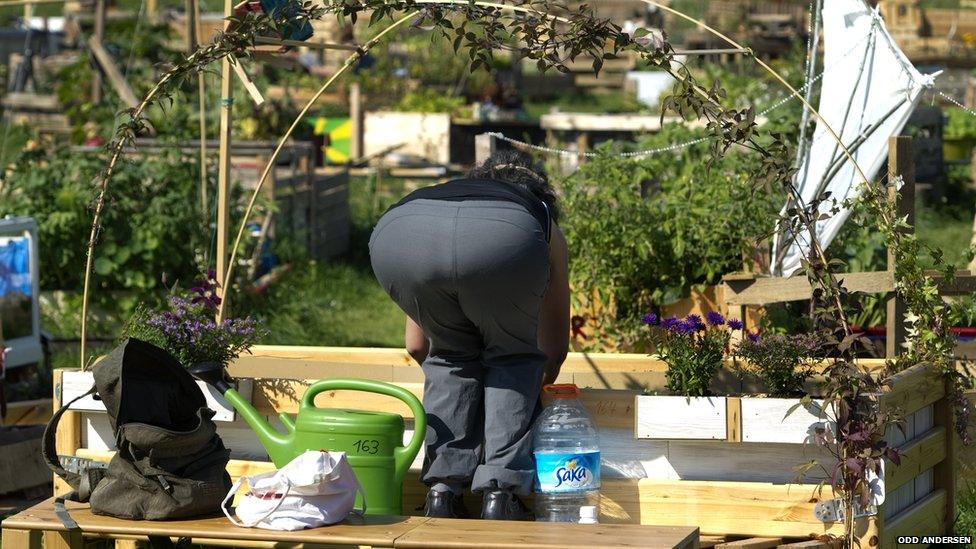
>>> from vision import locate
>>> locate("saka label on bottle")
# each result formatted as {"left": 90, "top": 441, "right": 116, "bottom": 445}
{"left": 534, "top": 451, "right": 601, "bottom": 492}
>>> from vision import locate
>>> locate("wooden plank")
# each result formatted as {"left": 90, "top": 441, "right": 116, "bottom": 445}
{"left": 724, "top": 271, "right": 976, "bottom": 306}
{"left": 932, "top": 378, "right": 955, "bottom": 534}
{"left": 87, "top": 37, "right": 140, "bottom": 109}
{"left": 886, "top": 136, "right": 915, "bottom": 359}
{"left": 250, "top": 379, "right": 636, "bottom": 431}
{"left": 723, "top": 271, "right": 895, "bottom": 306}
{"left": 43, "top": 529, "right": 83, "bottom": 549}
{"left": 775, "top": 541, "right": 840, "bottom": 548}
{"left": 0, "top": 93, "right": 60, "bottom": 111}
{"left": 715, "top": 538, "right": 781, "bottom": 548}
{"left": 700, "top": 536, "right": 727, "bottom": 548}
{"left": 878, "top": 363, "right": 944, "bottom": 415}
{"left": 232, "top": 348, "right": 887, "bottom": 380}
{"left": 52, "top": 369, "right": 79, "bottom": 497}
{"left": 1, "top": 399, "right": 52, "bottom": 426}
{"left": 740, "top": 398, "right": 833, "bottom": 444}
{"left": 0, "top": 528, "right": 41, "bottom": 549}
{"left": 881, "top": 490, "right": 948, "bottom": 547}
{"left": 885, "top": 426, "right": 947, "bottom": 492}
{"left": 627, "top": 479, "right": 845, "bottom": 538}
{"left": 231, "top": 57, "right": 265, "bottom": 106}
{"left": 393, "top": 518, "right": 700, "bottom": 549}
{"left": 0, "top": 426, "right": 49, "bottom": 495}
{"left": 635, "top": 396, "right": 727, "bottom": 440}
{"left": 3, "top": 498, "right": 427, "bottom": 547}
{"left": 726, "top": 397, "right": 742, "bottom": 443}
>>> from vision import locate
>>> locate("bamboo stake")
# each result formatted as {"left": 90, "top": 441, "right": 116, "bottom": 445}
{"left": 91, "top": 0, "right": 105, "bottom": 104}
{"left": 215, "top": 0, "right": 233, "bottom": 317}
{"left": 187, "top": 0, "right": 208, "bottom": 217}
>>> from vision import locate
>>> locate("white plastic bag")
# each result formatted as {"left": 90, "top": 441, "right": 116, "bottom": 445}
{"left": 222, "top": 450, "right": 365, "bottom": 531}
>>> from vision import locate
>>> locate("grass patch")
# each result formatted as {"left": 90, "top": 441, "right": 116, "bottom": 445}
{"left": 248, "top": 261, "right": 404, "bottom": 348}
{"left": 917, "top": 203, "right": 973, "bottom": 269}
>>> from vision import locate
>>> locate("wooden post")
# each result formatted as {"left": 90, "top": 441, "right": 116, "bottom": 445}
{"left": 885, "top": 136, "right": 914, "bottom": 359}
{"left": 475, "top": 132, "right": 496, "bottom": 164}
{"left": 52, "top": 369, "right": 80, "bottom": 497}
{"left": 146, "top": 0, "right": 157, "bottom": 22}
{"left": 933, "top": 379, "right": 956, "bottom": 534}
{"left": 91, "top": 0, "right": 105, "bottom": 104}
{"left": 349, "top": 83, "right": 363, "bottom": 161}
{"left": 576, "top": 131, "right": 589, "bottom": 163}
{"left": 215, "top": 0, "right": 234, "bottom": 316}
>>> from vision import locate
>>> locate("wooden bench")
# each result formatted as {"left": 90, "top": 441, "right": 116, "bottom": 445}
{"left": 0, "top": 499, "right": 701, "bottom": 549}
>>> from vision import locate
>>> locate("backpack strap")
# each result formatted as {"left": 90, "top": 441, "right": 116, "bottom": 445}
{"left": 42, "top": 385, "right": 96, "bottom": 491}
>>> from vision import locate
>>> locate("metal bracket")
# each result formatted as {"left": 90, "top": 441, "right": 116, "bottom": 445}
{"left": 59, "top": 455, "right": 107, "bottom": 475}
{"left": 814, "top": 498, "right": 878, "bottom": 523}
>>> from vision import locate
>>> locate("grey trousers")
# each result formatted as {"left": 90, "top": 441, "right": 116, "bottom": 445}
{"left": 369, "top": 199, "right": 549, "bottom": 495}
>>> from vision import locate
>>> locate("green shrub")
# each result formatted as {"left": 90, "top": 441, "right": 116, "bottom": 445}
{"left": 557, "top": 124, "right": 780, "bottom": 348}
{"left": 945, "top": 107, "right": 976, "bottom": 140}
{"left": 0, "top": 146, "right": 207, "bottom": 292}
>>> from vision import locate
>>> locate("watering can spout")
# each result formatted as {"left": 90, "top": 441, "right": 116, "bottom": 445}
{"left": 189, "top": 362, "right": 292, "bottom": 461}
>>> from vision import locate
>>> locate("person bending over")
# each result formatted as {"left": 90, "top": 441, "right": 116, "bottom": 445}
{"left": 369, "top": 151, "right": 570, "bottom": 520}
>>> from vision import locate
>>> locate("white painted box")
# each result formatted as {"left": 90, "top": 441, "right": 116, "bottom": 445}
{"left": 61, "top": 369, "right": 250, "bottom": 422}
{"left": 741, "top": 397, "right": 834, "bottom": 444}
{"left": 635, "top": 395, "right": 727, "bottom": 440}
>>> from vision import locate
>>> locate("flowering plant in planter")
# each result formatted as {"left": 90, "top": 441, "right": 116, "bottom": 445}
{"left": 734, "top": 331, "right": 823, "bottom": 397}
{"left": 122, "top": 270, "right": 263, "bottom": 368}
{"left": 642, "top": 312, "right": 742, "bottom": 397}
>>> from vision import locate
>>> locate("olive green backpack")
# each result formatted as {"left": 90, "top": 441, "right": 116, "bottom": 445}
{"left": 42, "top": 338, "right": 232, "bottom": 525}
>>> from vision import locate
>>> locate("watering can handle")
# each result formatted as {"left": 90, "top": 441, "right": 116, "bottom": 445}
{"left": 300, "top": 378, "right": 426, "bottom": 484}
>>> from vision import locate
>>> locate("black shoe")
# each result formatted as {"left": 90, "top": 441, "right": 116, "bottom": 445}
{"left": 481, "top": 488, "right": 534, "bottom": 520}
{"left": 423, "top": 488, "right": 470, "bottom": 518}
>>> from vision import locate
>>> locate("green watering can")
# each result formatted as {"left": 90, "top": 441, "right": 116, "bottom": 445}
{"left": 190, "top": 364, "right": 426, "bottom": 515}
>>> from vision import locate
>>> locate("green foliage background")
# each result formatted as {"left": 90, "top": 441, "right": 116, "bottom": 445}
{"left": 558, "top": 124, "right": 781, "bottom": 349}
{"left": 0, "top": 147, "right": 207, "bottom": 292}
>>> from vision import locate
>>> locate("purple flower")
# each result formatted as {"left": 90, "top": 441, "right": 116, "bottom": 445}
{"left": 641, "top": 312, "right": 659, "bottom": 325}
{"left": 674, "top": 321, "right": 696, "bottom": 335}
{"left": 661, "top": 316, "right": 680, "bottom": 331}
{"left": 727, "top": 318, "right": 744, "bottom": 330}
{"left": 685, "top": 314, "right": 706, "bottom": 331}
{"left": 705, "top": 311, "right": 725, "bottom": 326}
{"left": 747, "top": 331, "right": 760, "bottom": 343}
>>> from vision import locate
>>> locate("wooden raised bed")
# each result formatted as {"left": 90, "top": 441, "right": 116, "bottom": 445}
{"left": 50, "top": 347, "right": 954, "bottom": 546}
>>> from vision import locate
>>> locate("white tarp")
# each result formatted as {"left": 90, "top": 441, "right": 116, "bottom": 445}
{"left": 772, "top": 0, "right": 935, "bottom": 275}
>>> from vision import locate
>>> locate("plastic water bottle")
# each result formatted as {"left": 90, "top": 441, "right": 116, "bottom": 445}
{"left": 533, "top": 384, "right": 601, "bottom": 523}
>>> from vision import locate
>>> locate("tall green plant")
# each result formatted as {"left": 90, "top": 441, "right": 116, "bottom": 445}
{"left": 0, "top": 146, "right": 206, "bottom": 292}
{"left": 560, "top": 125, "right": 779, "bottom": 348}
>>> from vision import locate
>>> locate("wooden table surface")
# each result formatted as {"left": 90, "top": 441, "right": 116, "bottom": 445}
{"left": 1, "top": 499, "right": 424, "bottom": 547}
{"left": 1, "top": 499, "right": 700, "bottom": 549}
{"left": 394, "top": 518, "right": 700, "bottom": 549}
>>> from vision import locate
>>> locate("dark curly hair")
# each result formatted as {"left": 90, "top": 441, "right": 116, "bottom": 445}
{"left": 468, "top": 150, "right": 560, "bottom": 223}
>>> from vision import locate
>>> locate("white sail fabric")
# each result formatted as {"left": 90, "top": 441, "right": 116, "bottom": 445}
{"left": 773, "top": 0, "right": 935, "bottom": 275}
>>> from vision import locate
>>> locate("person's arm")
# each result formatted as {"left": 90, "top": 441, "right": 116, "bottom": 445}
{"left": 405, "top": 316, "right": 430, "bottom": 366}
{"left": 539, "top": 226, "right": 570, "bottom": 385}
